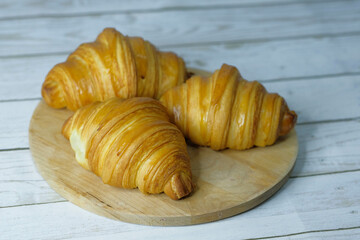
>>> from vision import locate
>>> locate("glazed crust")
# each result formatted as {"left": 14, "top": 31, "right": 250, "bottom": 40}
{"left": 42, "top": 28, "right": 186, "bottom": 111}
{"left": 160, "top": 64, "right": 297, "bottom": 151}
{"left": 62, "top": 97, "right": 193, "bottom": 200}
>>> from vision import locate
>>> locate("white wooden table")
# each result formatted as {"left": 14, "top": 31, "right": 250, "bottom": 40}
{"left": 1, "top": 0, "right": 360, "bottom": 239}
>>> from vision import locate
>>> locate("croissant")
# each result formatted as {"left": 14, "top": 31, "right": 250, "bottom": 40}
{"left": 42, "top": 28, "right": 187, "bottom": 111}
{"left": 160, "top": 64, "right": 297, "bottom": 151}
{"left": 62, "top": 97, "right": 193, "bottom": 200}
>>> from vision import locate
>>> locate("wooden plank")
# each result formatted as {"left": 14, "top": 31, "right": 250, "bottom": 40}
{"left": 0, "top": 0, "right": 311, "bottom": 19}
{"left": 0, "top": 100, "right": 38, "bottom": 150}
{"left": 0, "top": 1, "right": 359, "bottom": 57}
{"left": 0, "top": 180, "right": 64, "bottom": 208}
{"left": 0, "top": 149, "right": 64, "bottom": 208}
{"left": 178, "top": 35, "right": 360, "bottom": 81}
{"left": 1, "top": 35, "right": 360, "bottom": 102}
{"left": 264, "top": 75, "right": 360, "bottom": 123}
{"left": 293, "top": 120, "right": 360, "bottom": 177}
{"left": 1, "top": 171, "right": 359, "bottom": 239}
{"left": 0, "top": 150, "right": 42, "bottom": 181}
{"left": 0, "top": 54, "right": 58, "bottom": 101}
{"left": 1, "top": 119, "right": 359, "bottom": 208}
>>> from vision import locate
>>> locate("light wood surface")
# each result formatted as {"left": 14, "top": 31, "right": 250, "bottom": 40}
{"left": 29, "top": 98, "right": 297, "bottom": 226}
{"left": 2, "top": 0, "right": 360, "bottom": 238}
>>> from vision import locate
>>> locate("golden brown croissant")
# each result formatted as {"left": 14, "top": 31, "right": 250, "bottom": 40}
{"left": 62, "top": 97, "right": 193, "bottom": 200}
{"left": 160, "top": 64, "right": 297, "bottom": 151}
{"left": 42, "top": 28, "right": 187, "bottom": 111}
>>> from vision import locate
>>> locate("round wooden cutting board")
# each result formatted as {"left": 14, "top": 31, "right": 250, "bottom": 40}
{"left": 29, "top": 70, "right": 298, "bottom": 226}
{"left": 29, "top": 101, "right": 298, "bottom": 226}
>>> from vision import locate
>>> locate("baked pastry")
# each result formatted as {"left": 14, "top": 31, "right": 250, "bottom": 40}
{"left": 160, "top": 64, "right": 297, "bottom": 150}
{"left": 62, "top": 97, "right": 193, "bottom": 200}
{"left": 42, "top": 28, "right": 187, "bottom": 111}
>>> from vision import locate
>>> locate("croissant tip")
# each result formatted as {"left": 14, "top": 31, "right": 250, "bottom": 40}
{"left": 164, "top": 172, "right": 193, "bottom": 200}
{"left": 61, "top": 115, "right": 73, "bottom": 139}
{"left": 279, "top": 110, "right": 297, "bottom": 136}
{"left": 41, "top": 75, "right": 66, "bottom": 109}
{"left": 186, "top": 71, "right": 195, "bottom": 79}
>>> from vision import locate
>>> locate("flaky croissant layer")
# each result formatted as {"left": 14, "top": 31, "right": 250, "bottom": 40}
{"left": 160, "top": 64, "right": 297, "bottom": 151}
{"left": 42, "top": 28, "right": 187, "bottom": 111}
{"left": 62, "top": 97, "right": 193, "bottom": 200}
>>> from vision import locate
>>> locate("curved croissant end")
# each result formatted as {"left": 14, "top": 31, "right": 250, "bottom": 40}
{"left": 62, "top": 97, "right": 193, "bottom": 200}
{"left": 164, "top": 171, "right": 194, "bottom": 200}
{"left": 279, "top": 109, "right": 297, "bottom": 136}
{"left": 42, "top": 28, "right": 187, "bottom": 111}
{"left": 160, "top": 64, "right": 297, "bottom": 151}
{"left": 42, "top": 68, "right": 66, "bottom": 109}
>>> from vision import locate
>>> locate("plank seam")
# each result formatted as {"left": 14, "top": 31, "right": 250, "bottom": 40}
{"left": 298, "top": 117, "right": 360, "bottom": 126}
{"left": 2, "top": 31, "right": 360, "bottom": 59}
{"left": 261, "top": 72, "right": 360, "bottom": 83}
{"left": 291, "top": 169, "right": 360, "bottom": 178}
{"left": 0, "top": 147, "right": 30, "bottom": 152}
{"left": 0, "top": 180, "right": 45, "bottom": 182}
{"left": 0, "top": 200, "right": 67, "bottom": 209}
{"left": 0, "top": 98, "right": 41, "bottom": 103}
{"left": 245, "top": 225, "right": 360, "bottom": 240}
{"left": 167, "top": 31, "right": 360, "bottom": 49}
